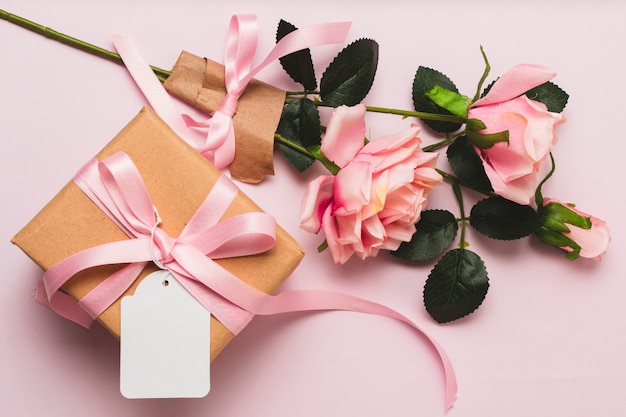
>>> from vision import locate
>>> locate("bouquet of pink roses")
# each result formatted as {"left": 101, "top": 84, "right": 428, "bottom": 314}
{"left": 272, "top": 26, "right": 610, "bottom": 322}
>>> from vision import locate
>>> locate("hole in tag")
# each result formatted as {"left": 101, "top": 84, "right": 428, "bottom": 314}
{"left": 162, "top": 279, "right": 169, "bottom": 287}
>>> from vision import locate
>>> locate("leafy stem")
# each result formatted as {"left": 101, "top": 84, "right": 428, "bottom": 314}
{"left": 422, "top": 131, "right": 466, "bottom": 152}
{"left": 3, "top": 9, "right": 466, "bottom": 127}
{"left": 364, "top": 105, "right": 465, "bottom": 123}
{"left": 472, "top": 45, "right": 491, "bottom": 102}
{"left": 534, "top": 152, "right": 556, "bottom": 209}
{"left": 284, "top": 95, "right": 466, "bottom": 124}
{"left": 452, "top": 182, "right": 469, "bottom": 249}
{"left": 0, "top": 8, "right": 171, "bottom": 82}
{"left": 286, "top": 90, "right": 319, "bottom": 96}
{"left": 436, "top": 169, "right": 496, "bottom": 198}
{"left": 275, "top": 133, "right": 340, "bottom": 174}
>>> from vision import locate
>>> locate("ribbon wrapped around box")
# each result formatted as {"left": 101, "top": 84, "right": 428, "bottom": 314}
{"left": 12, "top": 106, "right": 304, "bottom": 360}
{"left": 163, "top": 51, "right": 285, "bottom": 184}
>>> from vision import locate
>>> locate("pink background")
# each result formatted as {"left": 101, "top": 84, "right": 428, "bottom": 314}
{"left": 1, "top": 1, "right": 624, "bottom": 416}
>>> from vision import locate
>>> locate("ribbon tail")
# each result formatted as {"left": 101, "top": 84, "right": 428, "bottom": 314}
{"left": 171, "top": 246, "right": 457, "bottom": 409}
{"left": 111, "top": 34, "right": 206, "bottom": 151}
{"left": 247, "top": 289, "right": 457, "bottom": 410}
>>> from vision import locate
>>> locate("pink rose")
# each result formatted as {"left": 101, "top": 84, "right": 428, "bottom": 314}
{"left": 538, "top": 198, "right": 610, "bottom": 260}
{"left": 300, "top": 104, "right": 443, "bottom": 264}
{"left": 467, "top": 64, "right": 566, "bottom": 205}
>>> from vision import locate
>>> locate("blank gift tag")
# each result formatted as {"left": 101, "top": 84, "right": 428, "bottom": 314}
{"left": 120, "top": 270, "right": 211, "bottom": 398}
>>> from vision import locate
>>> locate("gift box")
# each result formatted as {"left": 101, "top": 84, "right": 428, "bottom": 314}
{"left": 12, "top": 106, "right": 304, "bottom": 360}
{"left": 163, "top": 51, "right": 286, "bottom": 183}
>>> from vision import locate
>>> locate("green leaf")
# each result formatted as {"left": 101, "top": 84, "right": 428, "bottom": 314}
{"left": 392, "top": 210, "right": 458, "bottom": 262}
{"left": 278, "top": 142, "right": 315, "bottom": 172}
{"left": 524, "top": 81, "right": 569, "bottom": 113}
{"left": 470, "top": 196, "right": 542, "bottom": 240}
{"left": 423, "top": 248, "right": 489, "bottom": 323}
{"left": 276, "top": 20, "right": 317, "bottom": 91}
{"left": 276, "top": 98, "right": 320, "bottom": 172}
{"left": 412, "top": 67, "right": 463, "bottom": 133}
{"left": 425, "top": 85, "right": 471, "bottom": 118}
{"left": 446, "top": 136, "right": 493, "bottom": 193}
{"left": 320, "top": 38, "right": 379, "bottom": 107}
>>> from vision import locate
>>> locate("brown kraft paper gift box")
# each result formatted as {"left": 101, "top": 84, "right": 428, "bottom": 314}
{"left": 12, "top": 106, "right": 304, "bottom": 361}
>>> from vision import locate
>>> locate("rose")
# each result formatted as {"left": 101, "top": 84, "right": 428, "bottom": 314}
{"left": 300, "top": 104, "right": 442, "bottom": 264}
{"left": 536, "top": 198, "right": 610, "bottom": 260}
{"left": 467, "top": 64, "right": 566, "bottom": 205}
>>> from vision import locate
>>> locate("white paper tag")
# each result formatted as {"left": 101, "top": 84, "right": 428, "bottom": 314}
{"left": 120, "top": 270, "right": 211, "bottom": 398}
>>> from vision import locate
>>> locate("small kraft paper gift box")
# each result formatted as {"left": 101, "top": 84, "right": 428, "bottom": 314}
{"left": 12, "top": 106, "right": 304, "bottom": 361}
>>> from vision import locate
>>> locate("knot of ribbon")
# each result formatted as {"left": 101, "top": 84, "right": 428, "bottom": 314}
{"left": 38, "top": 152, "right": 457, "bottom": 410}
{"left": 112, "top": 15, "right": 352, "bottom": 170}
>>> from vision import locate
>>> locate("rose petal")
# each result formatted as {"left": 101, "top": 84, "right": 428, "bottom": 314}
{"left": 321, "top": 104, "right": 367, "bottom": 168}
{"left": 472, "top": 64, "right": 556, "bottom": 108}
{"left": 322, "top": 208, "right": 355, "bottom": 265}
{"left": 300, "top": 175, "right": 335, "bottom": 233}
{"left": 356, "top": 126, "right": 421, "bottom": 172}
{"left": 568, "top": 217, "right": 611, "bottom": 260}
{"left": 333, "top": 161, "right": 372, "bottom": 214}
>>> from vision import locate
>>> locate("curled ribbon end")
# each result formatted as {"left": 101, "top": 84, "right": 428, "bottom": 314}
{"left": 445, "top": 390, "right": 457, "bottom": 412}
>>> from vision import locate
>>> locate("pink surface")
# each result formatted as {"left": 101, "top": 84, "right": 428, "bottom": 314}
{"left": 1, "top": 1, "right": 624, "bottom": 416}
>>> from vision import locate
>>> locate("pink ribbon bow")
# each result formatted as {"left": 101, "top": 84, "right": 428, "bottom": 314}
{"left": 38, "top": 152, "right": 457, "bottom": 410}
{"left": 39, "top": 151, "right": 276, "bottom": 333}
{"left": 112, "top": 15, "right": 352, "bottom": 169}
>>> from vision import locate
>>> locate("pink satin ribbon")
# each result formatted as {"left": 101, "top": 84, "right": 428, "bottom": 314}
{"left": 38, "top": 152, "right": 457, "bottom": 409}
{"left": 40, "top": 151, "right": 275, "bottom": 333}
{"left": 112, "top": 15, "right": 352, "bottom": 169}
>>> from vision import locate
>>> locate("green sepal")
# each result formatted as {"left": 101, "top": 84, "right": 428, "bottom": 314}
{"left": 534, "top": 201, "right": 590, "bottom": 261}
{"left": 317, "top": 240, "right": 329, "bottom": 253}
{"left": 423, "top": 248, "right": 489, "bottom": 323}
{"left": 470, "top": 196, "right": 542, "bottom": 240}
{"left": 425, "top": 85, "right": 471, "bottom": 118}
{"left": 320, "top": 38, "right": 379, "bottom": 107}
{"left": 465, "top": 122, "right": 509, "bottom": 149}
{"left": 541, "top": 201, "right": 592, "bottom": 230}
{"left": 412, "top": 67, "right": 463, "bottom": 133}
{"left": 466, "top": 118, "right": 486, "bottom": 131}
{"left": 525, "top": 81, "right": 569, "bottom": 113}
{"left": 446, "top": 136, "right": 493, "bottom": 193}
{"left": 391, "top": 210, "right": 458, "bottom": 262}
{"left": 276, "top": 98, "right": 320, "bottom": 172}
{"left": 276, "top": 20, "right": 317, "bottom": 91}
{"left": 535, "top": 228, "right": 581, "bottom": 260}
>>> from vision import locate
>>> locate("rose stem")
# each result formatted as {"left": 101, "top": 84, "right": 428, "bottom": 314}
{"left": 287, "top": 96, "right": 466, "bottom": 124}
{"left": 0, "top": 9, "right": 170, "bottom": 82}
